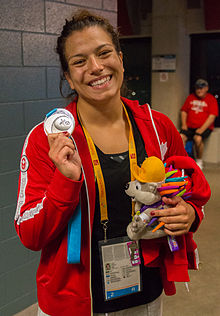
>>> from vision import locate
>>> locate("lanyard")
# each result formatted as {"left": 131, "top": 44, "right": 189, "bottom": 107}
{"left": 78, "top": 102, "right": 137, "bottom": 240}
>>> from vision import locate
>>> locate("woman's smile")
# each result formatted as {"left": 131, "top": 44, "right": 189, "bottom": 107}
{"left": 88, "top": 75, "right": 112, "bottom": 88}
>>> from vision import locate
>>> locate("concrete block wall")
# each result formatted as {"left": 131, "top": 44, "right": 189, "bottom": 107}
{"left": 0, "top": 1, "right": 117, "bottom": 315}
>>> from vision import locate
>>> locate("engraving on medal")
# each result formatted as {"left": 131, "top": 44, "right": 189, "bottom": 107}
{"left": 52, "top": 116, "right": 72, "bottom": 132}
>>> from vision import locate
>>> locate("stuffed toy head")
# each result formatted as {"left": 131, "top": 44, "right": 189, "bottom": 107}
{"left": 125, "top": 156, "right": 166, "bottom": 206}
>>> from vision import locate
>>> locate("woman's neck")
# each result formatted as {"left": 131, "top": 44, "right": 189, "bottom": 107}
{"left": 77, "top": 96, "right": 130, "bottom": 154}
{"left": 77, "top": 97, "right": 124, "bottom": 127}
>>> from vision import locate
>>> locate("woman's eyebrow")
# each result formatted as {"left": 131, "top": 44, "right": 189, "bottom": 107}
{"left": 67, "top": 43, "right": 113, "bottom": 62}
{"left": 95, "top": 43, "right": 113, "bottom": 51}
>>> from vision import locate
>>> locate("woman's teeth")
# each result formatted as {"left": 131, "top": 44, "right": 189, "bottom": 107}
{"left": 90, "top": 76, "right": 110, "bottom": 87}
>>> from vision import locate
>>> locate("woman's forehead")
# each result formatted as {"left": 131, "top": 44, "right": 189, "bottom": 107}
{"left": 67, "top": 26, "right": 112, "bottom": 45}
{"left": 64, "top": 27, "right": 115, "bottom": 61}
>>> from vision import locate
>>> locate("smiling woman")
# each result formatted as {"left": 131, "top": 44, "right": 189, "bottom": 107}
{"left": 14, "top": 9, "right": 211, "bottom": 316}
{"left": 64, "top": 26, "right": 124, "bottom": 110}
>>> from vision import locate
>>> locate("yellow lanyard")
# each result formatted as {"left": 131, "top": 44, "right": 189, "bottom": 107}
{"left": 78, "top": 102, "right": 137, "bottom": 239}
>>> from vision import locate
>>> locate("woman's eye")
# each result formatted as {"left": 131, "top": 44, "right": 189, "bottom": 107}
{"left": 99, "top": 50, "right": 111, "bottom": 57}
{"left": 72, "top": 59, "right": 86, "bottom": 66}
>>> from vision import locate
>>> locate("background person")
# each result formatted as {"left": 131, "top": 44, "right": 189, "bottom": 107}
{"left": 15, "top": 11, "right": 210, "bottom": 316}
{"left": 180, "top": 78, "right": 219, "bottom": 169}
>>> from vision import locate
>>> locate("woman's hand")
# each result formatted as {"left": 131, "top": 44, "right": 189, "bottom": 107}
{"left": 48, "top": 132, "right": 81, "bottom": 181}
{"left": 151, "top": 196, "right": 196, "bottom": 236}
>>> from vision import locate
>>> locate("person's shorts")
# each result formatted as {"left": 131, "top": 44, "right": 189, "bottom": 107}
{"left": 180, "top": 128, "right": 212, "bottom": 141}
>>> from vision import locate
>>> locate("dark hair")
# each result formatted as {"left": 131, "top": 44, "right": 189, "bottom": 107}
{"left": 56, "top": 10, "right": 121, "bottom": 98}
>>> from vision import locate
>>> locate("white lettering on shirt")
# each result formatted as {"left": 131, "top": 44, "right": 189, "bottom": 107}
{"left": 190, "top": 100, "right": 207, "bottom": 114}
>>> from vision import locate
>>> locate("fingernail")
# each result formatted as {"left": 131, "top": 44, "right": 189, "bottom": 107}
{"left": 150, "top": 211, "right": 155, "bottom": 216}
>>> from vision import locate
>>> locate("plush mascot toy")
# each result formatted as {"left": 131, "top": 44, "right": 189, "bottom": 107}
{"left": 125, "top": 155, "right": 211, "bottom": 295}
{"left": 126, "top": 156, "right": 192, "bottom": 251}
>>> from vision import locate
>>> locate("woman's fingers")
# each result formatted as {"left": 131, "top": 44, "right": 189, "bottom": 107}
{"left": 48, "top": 133, "right": 75, "bottom": 155}
{"left": 47, "top": 132, "right": 81, "bottom": 180}
{"left": 163, "top": 227, "right": 188, "bottom": 236}
{"left": 150, "top": 196, "right": 196, "bottom": 236}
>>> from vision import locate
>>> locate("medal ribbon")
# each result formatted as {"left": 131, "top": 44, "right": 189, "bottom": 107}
{"left": 78, "top": 102, "right": 137, "bottom": 237}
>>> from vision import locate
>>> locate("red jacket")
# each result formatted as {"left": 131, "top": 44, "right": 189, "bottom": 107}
{"left": 15, "top": 98, "right": 211, "bottom": 315}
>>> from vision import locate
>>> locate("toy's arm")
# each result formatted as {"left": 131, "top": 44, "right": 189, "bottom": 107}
{"left": 135, "top": 201, "right": 142, "bottom": 213}
{"left": 127, "top": 208, "right": 166, "bottom": 241}
{"left": 127, "top": 214, "right": 166, "bottom": 240}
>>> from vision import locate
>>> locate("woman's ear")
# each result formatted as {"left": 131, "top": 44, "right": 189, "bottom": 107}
{"left": 119, "top": 51, "right": 124, "bottom": 72}
{"left": 64, "top": 72, "right": 75, "bottom": 90}
{"left": 119, "top": 51, "right": 123, "bottom": 63}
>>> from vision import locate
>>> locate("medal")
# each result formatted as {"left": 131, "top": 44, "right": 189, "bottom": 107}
{"left": 44, "top": 108, "right": 75, "bottom": 135}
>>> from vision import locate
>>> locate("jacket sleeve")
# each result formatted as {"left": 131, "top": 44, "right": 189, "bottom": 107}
{"left": 14, "top": 125, "right": 83, "bottom": 251}
{"left": 153, "top": 111, "right": 211, "bottom": 231}
{"left": 164, "top": 155, "right": 211, "bottom": 231}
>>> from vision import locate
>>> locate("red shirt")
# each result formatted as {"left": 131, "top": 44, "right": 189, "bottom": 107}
{"left": 181, "top": 93, "right": 219, "bottom": 130}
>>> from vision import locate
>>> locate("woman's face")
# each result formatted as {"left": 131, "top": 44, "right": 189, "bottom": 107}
{"left": 64, "top": 26, "right": 124, "bottom": 105}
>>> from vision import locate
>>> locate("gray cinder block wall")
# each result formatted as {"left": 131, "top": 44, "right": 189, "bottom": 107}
{"left": 0, "top": 1, "right": 117, "bottom": 315}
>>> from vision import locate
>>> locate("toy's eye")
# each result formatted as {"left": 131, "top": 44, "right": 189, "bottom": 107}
{"left": 135, "top": 181, "right": 141, "bottom": 190}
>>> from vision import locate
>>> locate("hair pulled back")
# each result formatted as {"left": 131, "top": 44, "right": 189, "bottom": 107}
{"left": 56, "top": 10, "right": 121, "bottom": 98}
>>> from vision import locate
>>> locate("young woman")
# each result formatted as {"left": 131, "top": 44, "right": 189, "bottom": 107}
{"left": 15, "top": 10, "right": 210, "bottom": 316}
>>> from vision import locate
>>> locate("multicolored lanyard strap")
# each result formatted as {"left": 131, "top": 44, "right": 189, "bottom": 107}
{"left": 78, "top": 102, "right": 137, "bottom": 241}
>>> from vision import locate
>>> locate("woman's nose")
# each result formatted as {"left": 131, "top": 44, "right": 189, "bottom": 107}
{"left": 88, "top": 56, "right": 104, "bottom": 73}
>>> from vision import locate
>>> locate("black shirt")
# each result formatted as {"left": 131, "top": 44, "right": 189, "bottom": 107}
{"left": 91, "top": 111, "right": 163, "bottom": 313}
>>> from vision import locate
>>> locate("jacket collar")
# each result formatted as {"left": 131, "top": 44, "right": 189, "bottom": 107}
{"left": 121, "top": 97, "right": 151, "bottom": 121}
{"left": 66, "top": 96, "right": 151, "bottom": 125}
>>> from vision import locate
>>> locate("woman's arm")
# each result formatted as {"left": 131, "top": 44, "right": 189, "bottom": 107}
{"left": 153, "top": 113, "right": 211, "bottom": 234}
{"left": 15, "top": 125, "right": 83, "bottom": 251}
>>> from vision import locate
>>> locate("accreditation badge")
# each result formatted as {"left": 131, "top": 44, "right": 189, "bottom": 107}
{"left": 98, "top": 237, "right": 142, "bottom": 301}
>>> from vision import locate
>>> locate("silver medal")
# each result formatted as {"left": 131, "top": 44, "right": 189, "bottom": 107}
{"left": 44, "top": 108, "right": 75, "bottom": 135}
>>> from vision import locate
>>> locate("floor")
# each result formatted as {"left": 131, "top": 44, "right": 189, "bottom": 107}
{"left": 163, "top": 164, "right": 220, "bottom": 316}
{"left": 14, "top": 164, "right": 220, "bottom": 316}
